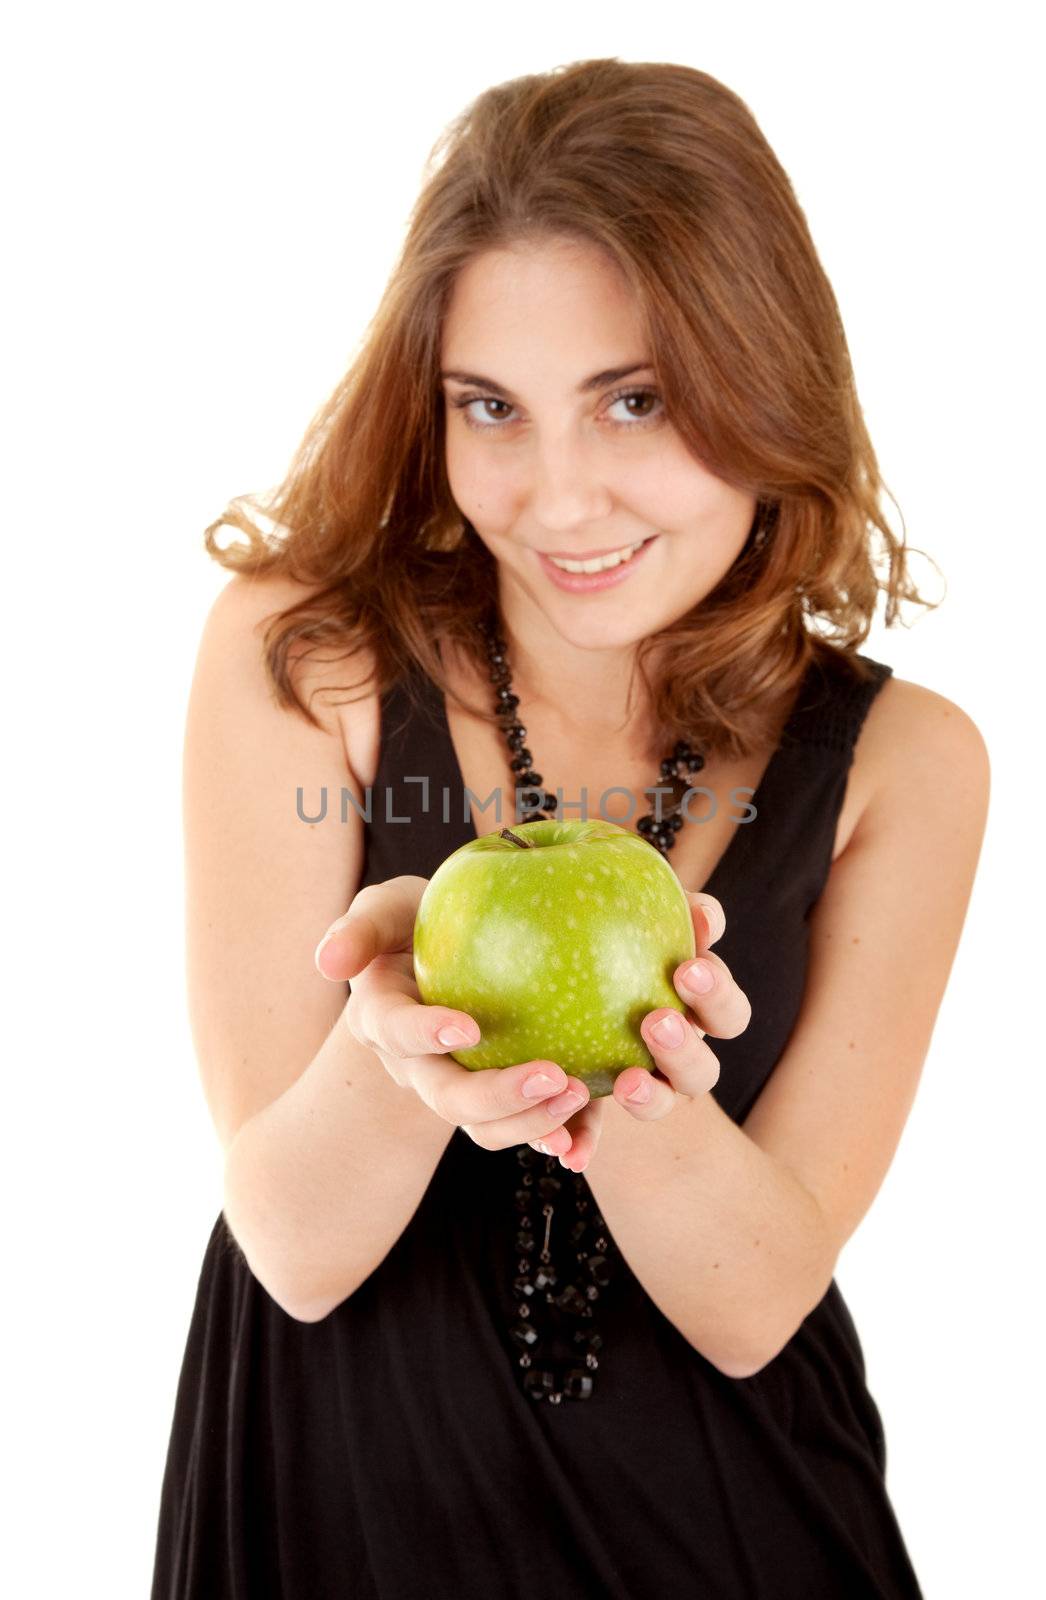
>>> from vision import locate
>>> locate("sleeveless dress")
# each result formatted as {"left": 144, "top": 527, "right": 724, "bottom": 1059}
{"left": 151, "top": 646, "right": 925, "bottom": 1599}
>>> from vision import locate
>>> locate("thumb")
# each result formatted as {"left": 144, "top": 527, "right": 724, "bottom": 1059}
{"left": 314, "top": 875, "right": 429, "bottom": 979}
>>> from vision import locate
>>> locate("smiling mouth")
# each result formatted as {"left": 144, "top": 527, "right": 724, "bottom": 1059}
{"left": 543, "top": 537, "right": 656, "bottom": 574}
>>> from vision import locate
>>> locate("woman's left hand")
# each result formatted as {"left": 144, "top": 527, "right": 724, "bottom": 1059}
{"left": 540, "top": 891, "right": 752, "bottom": 1172}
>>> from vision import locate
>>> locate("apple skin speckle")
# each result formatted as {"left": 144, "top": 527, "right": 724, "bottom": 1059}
{"left": 412, "top": 818, "right": 696, "bottom": 1098}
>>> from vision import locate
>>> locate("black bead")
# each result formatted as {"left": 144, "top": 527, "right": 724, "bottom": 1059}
{"left": 660, "top": 757, "right": 676, "bottom": 778}
{"left": 509, "top": 751, "right": 534, "bottom": 772}
{"left": 563, "top": 1368, "right": 594, "bottom": 1401}
{"left": 674, "top": 741, "right": 691, "bottom": 759}
{"left": 506, "top": 727, "right": 528, "bottom": 750}
{"left": 669, "top": 814, "right": 683, "bottom": 832}
{"left": 572, "top": 1329, "right": 604, "bottom": 1353}
{"left": 515, "top": 769, "right": 541, "bottom": 788}
{"left": 520, "top": 810, "right": 545, "bottom": 824}
{"left": 637, "top": 815, "right": 654, "bottom": 835}
{"left": 555, "top": 1284, "right": 588, "bottom": 1315}
{"left": 686, "top": 753, "right": 706, "bottom": 773}
{"left": 587, "top": 1254, "right": 611, "bottom": 1287}
{"left": 523, "top": 1367, "right": 557, "bottom": 1400}
{"left": 496, "top": 690, "right": 520, "bottom": 710}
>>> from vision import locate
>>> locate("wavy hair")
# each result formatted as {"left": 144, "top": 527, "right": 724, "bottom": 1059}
{"left": 204, "top": 56, "right": 940, "bottom": 760}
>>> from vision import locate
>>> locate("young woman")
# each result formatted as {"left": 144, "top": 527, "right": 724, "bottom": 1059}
{"left": 152, "top": 58, "right": 989, "bottom": 1599}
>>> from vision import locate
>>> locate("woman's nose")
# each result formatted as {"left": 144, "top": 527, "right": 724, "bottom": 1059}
{"left": 527, "top": 436, "right": 614, "bottom": 532}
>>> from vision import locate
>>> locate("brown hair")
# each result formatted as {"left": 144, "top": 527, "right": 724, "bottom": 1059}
{"left": 204, "top": 56, "right": 939, "bottom": 760}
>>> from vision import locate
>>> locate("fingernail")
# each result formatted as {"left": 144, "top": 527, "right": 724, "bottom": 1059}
{"left": 682, "top": 960, "right": 715, "bottom": 994}
{"left": 522, "top": 1071, "right": 562, "bottom": 1098}
{"left": 552, "top": 1089, "right": 586, "bottom": 1114}
{"left": 437, "top": 1025, "right": 476, "bottom": 1049}
{"left": 626, "top": 1077, "right": 653, "bottom": 1104}
{"left": 650, "top": 1012, "right": 685, "bottom": 1047}
{"left": 314, "top": 932, "right": 337, "bottom": 973}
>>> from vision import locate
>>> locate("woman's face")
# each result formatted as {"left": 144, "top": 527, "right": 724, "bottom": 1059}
{"left": 440, "top": 236, "right": 757, "bottom": 655}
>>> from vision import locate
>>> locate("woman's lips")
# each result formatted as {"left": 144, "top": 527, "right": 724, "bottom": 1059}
{"left": 536, "top": 536, "right": 659, "bottom": 594}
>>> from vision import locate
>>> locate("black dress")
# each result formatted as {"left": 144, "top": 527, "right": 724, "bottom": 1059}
{"left": 151, "top": 646, "right": 925, "bottom": 1599}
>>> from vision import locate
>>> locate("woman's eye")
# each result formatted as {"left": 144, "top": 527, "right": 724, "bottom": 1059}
{"left": 450, "top": 388, "right": 664, "bottom": 431}
{"left": 456, "top": 397, "right": 514, "bottom": 427}
{"left": 606, "top": 389, "right": 662, "bottom": 425}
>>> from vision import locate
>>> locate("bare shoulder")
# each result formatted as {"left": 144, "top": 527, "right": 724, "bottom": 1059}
{"left": 850, "top": 671, "right": 991, "bottom": 844}
{"left": 209, "top": 571, "right": 380, "bottom": 782}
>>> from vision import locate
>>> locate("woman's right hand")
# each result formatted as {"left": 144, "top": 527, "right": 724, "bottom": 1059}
{"left": 313, "top": 876, "right": 591, "bottom": 1160}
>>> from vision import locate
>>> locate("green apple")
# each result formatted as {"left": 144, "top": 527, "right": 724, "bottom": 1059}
{"left": 412, "top": 818, "right": 696, "bottom": 1098}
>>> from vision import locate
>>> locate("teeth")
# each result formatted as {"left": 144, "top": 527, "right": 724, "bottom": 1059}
{"left": 548, "top": 540, "right": 646, "bottom": 574}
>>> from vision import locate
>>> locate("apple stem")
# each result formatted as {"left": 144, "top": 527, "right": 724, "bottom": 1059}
{"left": 499, "top": 827, "right": 534, "bottom": 849}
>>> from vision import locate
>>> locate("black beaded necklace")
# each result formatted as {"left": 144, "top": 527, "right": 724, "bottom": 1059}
{"left": 476, "top": 613, "right": 708, "bottom": 852}
{"left": 476, "top": 609, "right": 709, "bottom": 1404}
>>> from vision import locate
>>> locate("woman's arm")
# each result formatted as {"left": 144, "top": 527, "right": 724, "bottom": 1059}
{"left": 184, "top": 573, "right": 451, "bottom": 1320}
{"left": 583, "top": 678, "right": 991, "bottom": 1376}
{"left": 223, "top": 1003, "right": 455, "bottom": 1321}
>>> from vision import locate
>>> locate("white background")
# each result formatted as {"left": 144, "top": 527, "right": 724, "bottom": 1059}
{"left": 5, "top": 2, "right": 1042, "bottom": 1594}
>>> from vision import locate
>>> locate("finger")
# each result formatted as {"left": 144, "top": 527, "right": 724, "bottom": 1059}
{"left": 674, "top": 952, "right": 753, "bottom": 1040}
{"left": 687, "top": 890, "right": 726, "bottom": 948}
{"left": 345, "top": 953, "right": 483, "bottom": 1059}
{"left": 448, "top": 1072, "right": 593, "bottom": 1148}
{"left": 402, "top": 1050, "right": 579, "bottom": 1128}
{"left": 348, "top": 990, "right": 484, "bottom": 1062}
{"left": 614, "top": 1009, "right": 721, "bottom": 1118}
{"left": 550, "top": 1100, "right": 602, "bottom": 1173}
{"left": 612, "top": 1061, "right": 680, "bottom": 1120}
{"left": 314, "top": 875, "right": 429, "bottom": 978}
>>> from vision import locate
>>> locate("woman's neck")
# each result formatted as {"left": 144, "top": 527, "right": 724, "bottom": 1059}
{"left": 491, "top": 585, "right": 651, "bottom": 747}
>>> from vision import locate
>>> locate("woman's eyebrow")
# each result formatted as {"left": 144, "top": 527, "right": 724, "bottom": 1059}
{"left": 439, "top": 363, "right": 655, "bottom": 401}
